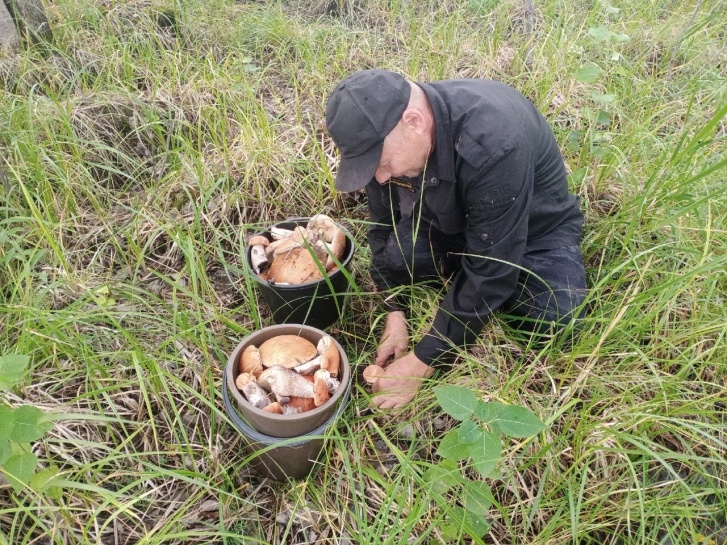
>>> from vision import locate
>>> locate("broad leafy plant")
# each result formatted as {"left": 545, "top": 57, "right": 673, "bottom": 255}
{"left": 424, "top": 385, "right": 546, "bottom": 541}
{"left": 0, "top": 354, "right": 56, "bottom": 494}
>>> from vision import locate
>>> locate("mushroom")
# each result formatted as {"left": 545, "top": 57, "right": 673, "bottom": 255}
{"left": 263, "top": 402, "right": 284, "bottom": 414}
{"left": 266, "top": 246, "right": 325, "bottom": 284}
{"left": 362, "top": 365, "right": 383, "bottom": 384}
{"left": 258, "top": 335, "right": 318, "bottom": 369}
{"left": 257, "top": 365, "right": 315, "bottom": 403}
{"left": 248, "top": 235, "right": 270, "bottom": 274}
{"left": 293, "top": 334, "right": 340, "bottom": 377}
{"left": 267, "top": 226, "right": 327, "bottom": 261}
{"left": 235, "top": 372, "right": 271, "bottom": 409}
{"left": 239, "top": 345, "right": 263, "bottom": 377}
{"left": 313, "top": 369, "right": 331, "bottom": 407}
{"left": 236, "top": 333, "right": 342, "bottom": 413}
{"left": 285, "top": 396, "right": 316, "bottom": 413}
{"left": 307, "top": 214, "right": 346, "bottom": 271}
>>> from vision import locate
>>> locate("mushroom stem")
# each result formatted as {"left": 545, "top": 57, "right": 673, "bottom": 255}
{"left": 236, "top": 373, "right": 271, "bottom": 409}
{"left": 293, "top": 334, "right": 340, "bottom": 376}
{"left": 293, "top": 354, "right": 323, "bottom": 375}
{"left": 270, "top": 226, "right": 295, "bottom": 239}
{"left": 248, "top": 235, "right": 271, "bottom": 274}
{"left": 250, "top": 245, "right": 269, "bottom": 273}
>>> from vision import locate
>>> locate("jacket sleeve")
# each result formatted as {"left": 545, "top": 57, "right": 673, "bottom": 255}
{"left": 365, "top": 181, "right": 407, "bottom": 313}
{"left": 414, "top": 141, "right": 534, "bottom": 367}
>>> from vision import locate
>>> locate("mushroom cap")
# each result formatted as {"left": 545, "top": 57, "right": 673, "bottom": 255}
{"left": 249, "top": 235, "right": 270, "bottom": 247}
{"left": 266, "top": 247, "right": 324, "bottom": 284}
{"left": 285, "top": 396, "right": 316, "bottom": 413}
{"left": 325, "top": 228, "right": 347, "bottom": 270}
{"left": 362, "top": 365, "right": 384, "bottom": 384}
{"left": 307, "top": 214, "right": 339, "bottom": 242}
{"left": 258, "top": 335, "right": 318, "bottom": 369}
{"left": 313, "top": 376, "right": 330, "bottom": 407}
{"left": 263, "top": 402, "right": 284, "bottom": 414}
{"left": 240, "top": 345, "right": 263, "bottom": 376}
{"left": 317, "top": 335, "right": 341, "bottom": 377}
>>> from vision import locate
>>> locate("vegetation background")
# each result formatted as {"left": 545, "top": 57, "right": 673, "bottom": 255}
{"left": 1, "top": 0, "right": 725, "bottom": 543}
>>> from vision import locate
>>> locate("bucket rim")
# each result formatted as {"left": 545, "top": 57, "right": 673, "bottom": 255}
{"left": 244, "top": 217, "right": 356, "bottom": 290}
{"left": 222, "top": 369, "right": 351, "bottom": 446}
{"left": 224, "top": 324, "right": 352, "bottom": 427}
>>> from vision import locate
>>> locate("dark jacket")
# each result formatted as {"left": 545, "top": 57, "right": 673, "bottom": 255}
{"left": 366, "top": 79, "right": 584, "bottom": 366}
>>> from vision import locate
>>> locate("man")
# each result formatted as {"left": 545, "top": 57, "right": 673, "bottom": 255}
{"left": 325, "top": 69, "right": 587, "bottom": 409}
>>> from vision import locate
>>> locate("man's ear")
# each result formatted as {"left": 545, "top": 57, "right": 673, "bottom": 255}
{"left": 401, "top": 108, "right": 428, "bottom": 135}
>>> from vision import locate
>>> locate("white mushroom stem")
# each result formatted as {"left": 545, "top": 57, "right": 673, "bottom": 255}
{"left": 293, "top": 354, "right": 324, "bottom": 375}
{"left": 324, "top": 377, "right": 341, "bottom": 395}
{"left": 270, "top": 226, "right": 295, "bottom": 239}
{"left": 248, "top": 235, "right": 271, "bottom": 274}
{"left": 236, "top": 373, "right": 271, "bottom": 409}
{"left": 250, "top": 245, "right": 269, "bottom": 273}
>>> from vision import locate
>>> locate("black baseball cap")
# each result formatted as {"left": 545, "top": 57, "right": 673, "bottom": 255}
{"left": 325, "top": 69, "right": 411, "bottom": 192}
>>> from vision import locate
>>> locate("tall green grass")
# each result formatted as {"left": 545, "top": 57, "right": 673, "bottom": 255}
{"left": 1, "top": 0, "right": 725, "bottom": 543}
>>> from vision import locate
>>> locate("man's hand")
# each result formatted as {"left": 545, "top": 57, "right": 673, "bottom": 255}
{"left": 370, "top": 351, "right": 434, "bottom": 410}
{"left": 375, "top": 311, "right": 409, "bottom": 366}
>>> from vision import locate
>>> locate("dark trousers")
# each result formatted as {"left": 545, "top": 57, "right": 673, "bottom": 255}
{"left": 383, "top": 216, "right": 588, "bottom": 340}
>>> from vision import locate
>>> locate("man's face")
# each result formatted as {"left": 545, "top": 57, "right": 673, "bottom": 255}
{"left": 374, "top": 122, "right": 431, "bottom": 184}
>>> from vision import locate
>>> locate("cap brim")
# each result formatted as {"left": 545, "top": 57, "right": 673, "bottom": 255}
{"left": 333, "top": 141, "right": 383, "bottom": 192}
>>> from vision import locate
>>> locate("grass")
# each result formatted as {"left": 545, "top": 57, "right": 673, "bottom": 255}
{"left": 1, "top": 0, "right": 725, "bottom": 543}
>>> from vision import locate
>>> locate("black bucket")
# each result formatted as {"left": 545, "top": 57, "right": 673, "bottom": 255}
{"left": 245, "top": 218, "right": 356, "bottom": 330}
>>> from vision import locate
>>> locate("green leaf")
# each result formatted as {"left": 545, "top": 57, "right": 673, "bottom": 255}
{"left": 443, "top": 506, "right": 491, "bottom": 540}
{"left": 437, "top": 428, "right": 471, "bottom": 461}
{"left": 423, "top": 459, "right": 461, "bottom": 495}
{"left": 463, "top": 480, "right": 495, "bottom": 515}
{"left": 10, "top": 406, "right": 52, "bottom": 443}
{"left": 462, "top": 509, "right": 491, "bottom": 538}
{"left": 591, "top": 92, "right": 617, "bottom": 103}
{"left": 3, "top": 452, "right": 38, "bottom": 492}
{"left": 475, "top": 401, "right": 506, "bottom": 423}
{"left": 588, "top": 25, "right": 611, "bottom": 42}
{"left": 604, "top": 4, "right": 620, "bottom": 14}
{"left": 458, "top": 420, "right": 483, "bottom": 445}
{"left": 494, "top": 405, "right": 546, "bottom": 438}
{"left": 0, "top": 406, "right": 15, "bottom": 441}
{"left": 611, "top": 32, "right": 630, "bottom": 43}
{"left": 468, "top": 431, "right": 501, "bottom": 479}
{"left": 28, "top": 466, "right": 60, "bottom": 493}
{"left": 0, "top": 355, "right": 30, "bottom": 390}
{"left": 0, "top": 440, "right": 11, "bottom": 465}
{"left": 573, "top": 64, "right": 603, "bottom": 83}
{"left": 568, "top": 166, "right": 588, "bottom": 186}
{"left": 434, "top": 385, "right": 478, "bottom": 421}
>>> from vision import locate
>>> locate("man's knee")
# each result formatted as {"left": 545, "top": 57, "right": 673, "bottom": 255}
{"left": 384, "top": 232, "right": 441, "bottom": 284}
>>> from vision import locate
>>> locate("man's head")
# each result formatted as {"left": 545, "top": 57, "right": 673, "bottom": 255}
{"left": 325, "top": 69, "right": 434, "bottom": 192}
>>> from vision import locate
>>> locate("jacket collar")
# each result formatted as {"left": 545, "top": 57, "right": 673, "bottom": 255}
{"left": 417, "top": 82, "right": 456, "bottom": 184}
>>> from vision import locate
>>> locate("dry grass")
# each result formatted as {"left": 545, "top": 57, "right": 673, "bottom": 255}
{"left": 1, "top": 0, "right": 726, "bottom": 544}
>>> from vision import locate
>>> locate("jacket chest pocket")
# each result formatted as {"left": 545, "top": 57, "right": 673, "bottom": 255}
{"left": 424, "top": 184, "right": 466, "bottom": 234}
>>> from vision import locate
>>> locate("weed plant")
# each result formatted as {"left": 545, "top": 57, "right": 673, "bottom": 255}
{"left": 1, "top": 0, "right": 725, "bottom": 543}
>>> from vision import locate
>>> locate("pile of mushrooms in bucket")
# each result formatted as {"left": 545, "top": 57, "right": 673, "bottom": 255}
{"left": 235, "top": 334, "right": 341, "bottom": 414}
{"left": 248, "top": 214, "right": 346, "bottom": 284}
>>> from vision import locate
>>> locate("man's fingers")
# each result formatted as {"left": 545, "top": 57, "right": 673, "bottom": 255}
{"left": 374, "top": 349, "right": 394, "bottom": 367}
{"left": 363, "top": 364, "right": 385, "bottom": 384}
{"left": 372, "top": 393, "right": 411, "bottom": 410}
